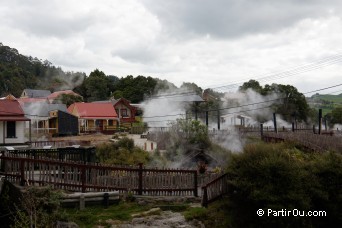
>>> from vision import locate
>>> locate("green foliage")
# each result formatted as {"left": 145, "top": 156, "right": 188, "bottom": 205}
{"left": 12, "top": 185, "right": 63, "bottom": 228}
{"left": 330, "top": 106, "right": 342, "bottom": 124}
{"left": 63, "top": 201, "right": 151, "bottom": 227}
{"left": 53, "top": 94, "right": 83, "bottom": 107}
{"left": 0, "top": 43, "right": 85, "bottom": 96}
{"left": 111, "top": 75, "right": 157, "bottom": 103}
{"left": 180, "top": 82, "right": 203, "bottom": 95}
{"left": 223, "top": 143, "right": 342, "bottom": 227}
{"left": 183, "top": 207, "right": 208, "bottom": 220}
{"left": 165, "top": 118, "right": 211, "bottom": 161}
{"left": 239, "top": 80, "right": 311, "bottom": 122}
{"left": 83, "top": 69, "right": 110, "bottom": 102}
{"left": 96, "top": 137, "right": 150, "bottom": 165}
{"left": 239, "top": 79, "right": 264, "bottom": 94}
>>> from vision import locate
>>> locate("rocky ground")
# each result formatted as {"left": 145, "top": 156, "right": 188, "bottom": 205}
{"left": 104, "top": 207, "right": 204, "bottom": 228}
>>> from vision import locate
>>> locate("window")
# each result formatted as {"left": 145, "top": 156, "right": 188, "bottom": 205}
{"left": 108, "top": 120, "right": 113, "bottom": 126}
{"left": 121, "top": 109, "right": 128, "bottom": 117}
{"left": 7, "top": 121, "right": 16, "bottom": 138}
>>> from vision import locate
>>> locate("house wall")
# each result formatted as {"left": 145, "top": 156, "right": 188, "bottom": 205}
{"left": 115, "top": 103, "right": 132, "bottom": 117}
{"left": 57, "top": 111, "right": 78, "bottom": 135}
{"left": 0, "top": 121, "right": 27, "bottom": 144}
{"left": 83, "top": 119, "right": 117, "bottom": 131}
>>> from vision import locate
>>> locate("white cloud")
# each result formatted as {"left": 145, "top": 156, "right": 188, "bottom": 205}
{"left": 0, "top": 0, "right": 341, "bottom": 93}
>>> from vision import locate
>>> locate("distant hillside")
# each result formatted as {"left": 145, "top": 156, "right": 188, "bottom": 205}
{"left": 0, "top": 42, "right": 85, "bottom": 97}
{"left": 307, "top": 93, "right": 342, "bottom": 115}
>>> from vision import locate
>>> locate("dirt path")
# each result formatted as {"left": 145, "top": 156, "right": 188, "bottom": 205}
{"left": 51, "top": 133, "right": 113, "bottom": 146}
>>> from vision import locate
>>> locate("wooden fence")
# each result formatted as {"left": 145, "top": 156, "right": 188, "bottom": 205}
{"left": 263, "top": 132, "right": 342, "bottom": 152}
{"left": 0, "top": 152, "right": 198, "bottom": 197}
{"left": 201, "top": 173, "right": 230, "bottom": 207}
{"left": 1, "top": 148, "right": 96, "bottom": 163}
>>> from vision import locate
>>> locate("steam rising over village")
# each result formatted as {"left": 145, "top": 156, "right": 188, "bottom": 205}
{"left": 0, "top": 1, "right": 341, "bottom": 227}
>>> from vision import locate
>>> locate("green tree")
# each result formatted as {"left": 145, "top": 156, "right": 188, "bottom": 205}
{"left": 331, "top": 106, "right": 342, "bottom": 124}
{"left": 239, "top": 80, "right": 311, "bottom": 122}
{"left": 83, "top": 69, "right": 110, "bottom": 102}
{"left": 53, "top": 93, "right": 83, "bottom": 107}
{"left": 239, "top": 79, "right": 263, "bottom": 94}
{"left": 180, "top": 82, "right": 203, "bottom": 95}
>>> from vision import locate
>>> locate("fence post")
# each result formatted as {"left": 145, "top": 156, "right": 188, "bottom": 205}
{"left": 0, "top": 151, "right": 4, "bottom": 172}
{"left": 103, "top": 193, "right": 109, "bottom": 208}
{"left": 138, "top": 163, "right": 143, "bottom": 195}
{"left": 20, "top": 159, "right": 25, "bottom": 186}
{"left": 318, "top": 109, "right": 322, "bottom": 135}
{"left": 292, "top": 122, "right": 295, "bottom": 132}
{"left": 217, "top": 110, "right": 220, "bottom": 130}
{"left": 79, "top": 194, "right": 85, "bottom": 210}
{"left": 194, "top": 171, "right": 198, "bottom": 197}
{"left": 273, "top": 113, "right": 278, "bottom": 133}
{"left": 81, "top": 165, "right": 86, "bottom": 193}
{"left": 260, "top": 123, "right": 263, "bottom": 139}
{"left": 202, "top": 186, "right": 208, "bottom": 208}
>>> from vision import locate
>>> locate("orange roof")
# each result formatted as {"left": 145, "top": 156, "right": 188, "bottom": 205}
{"left": 48, "top": 90, "right": 82, "bottom": 100}
{"left": 68, "top": 102, "right": 118, "bottom": 119}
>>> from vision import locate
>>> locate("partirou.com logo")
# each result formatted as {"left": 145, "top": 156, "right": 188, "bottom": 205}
{"left": 257, "top": 209, "right": 327, "bottom": 217}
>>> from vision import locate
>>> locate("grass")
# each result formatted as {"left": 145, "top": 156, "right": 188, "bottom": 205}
{"left": 62, "top": 201, "right": 197, "bottom": 228}
{"left": 62, "top": 201, "right": 152, "bottom": 228}
{"left": 183, "top": 198, "right": 232, "bottom": 228}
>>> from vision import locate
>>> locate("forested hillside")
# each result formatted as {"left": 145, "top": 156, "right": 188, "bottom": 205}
{"left": 0, "top": 43, "right": 180, "bottom": 103}
{"left": 0, "top": 43, "right": 85, "bottom": 97}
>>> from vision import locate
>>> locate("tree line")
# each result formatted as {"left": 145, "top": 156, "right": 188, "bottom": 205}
{"left": 1, "top": 43, "right": 340, "bottom": 125}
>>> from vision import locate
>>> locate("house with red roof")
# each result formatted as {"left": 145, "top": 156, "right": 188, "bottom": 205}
{"left": 0, "top": 98, "right": 31, "bottom": 146}
{"left": 93, "top": 97, "right": 139, "bottom": 129}
{"left": 113, "top": 98, "right": 138, "bottom": 124}
{"left": 67, "top": 102, "right": 118, "bottom": 133}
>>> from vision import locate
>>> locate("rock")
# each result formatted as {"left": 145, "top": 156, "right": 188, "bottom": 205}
{"left": 115, "top": 210, "right": 200, "bottom": 228}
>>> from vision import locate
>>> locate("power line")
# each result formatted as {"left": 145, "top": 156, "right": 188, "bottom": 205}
{"left": 208, "top": 53, "right": 342, "bottom": 92}
{"left": 142, "top": 82, "right": 342, "bottom": 119}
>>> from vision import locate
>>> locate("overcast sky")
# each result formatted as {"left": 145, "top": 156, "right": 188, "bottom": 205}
{"left": 1, "top": 0, "right": 342, "bottom": 94}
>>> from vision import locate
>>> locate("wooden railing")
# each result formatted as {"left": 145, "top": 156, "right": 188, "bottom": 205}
{"left": 201, "top": 173, "right": 230, "bottom": 207}
{"left": 0, "top": 153, "right": 198, "bottom": 197}
{"left": 1, "top": 148, "right": 96, "bottom": 163}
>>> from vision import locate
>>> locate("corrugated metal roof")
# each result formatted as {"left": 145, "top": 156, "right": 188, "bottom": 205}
{"left": 22, "top": 89, "right": 51, "bottom": 98}
{"left": 22, "top": 103, "right": 68, "bottom": 117}
{"left": 0, "top": 99, "right": 26, "bottom": 117}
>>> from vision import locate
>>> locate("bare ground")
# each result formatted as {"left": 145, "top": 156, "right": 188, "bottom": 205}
{"left": 51, "top": 133, "right": 113, "bottom": 146}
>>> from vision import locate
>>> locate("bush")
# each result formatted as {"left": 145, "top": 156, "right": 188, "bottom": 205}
{"left": 96, "top": 137, "right": 150, "bottom": 165}
{"left": 224, "top": 143, "right": 342, "bottom": 227}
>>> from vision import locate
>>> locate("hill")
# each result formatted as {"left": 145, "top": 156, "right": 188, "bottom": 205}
{"left": 0, "top": 42, "right": 85, "bottom": 97}
{"left": 307, "top": 93, "right": 342, "bottom": 115}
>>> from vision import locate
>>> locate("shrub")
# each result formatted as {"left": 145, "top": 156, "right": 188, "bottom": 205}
{"left": 224, "top": 142, "right": 342, "bottom": 227}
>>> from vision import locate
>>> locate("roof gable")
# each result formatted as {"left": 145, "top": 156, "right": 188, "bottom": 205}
{"left": 113, "top": 98, "right": 136, "bottom": 110}
{"left": 0, "top": 99, "right": 26, "bottom": 116}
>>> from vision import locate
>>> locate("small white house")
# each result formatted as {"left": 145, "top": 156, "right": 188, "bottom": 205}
{"left": 0, "top": 98, "right": 31, "bottom": 146}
